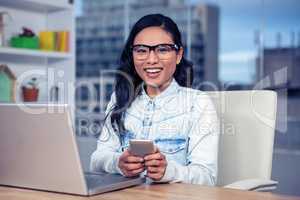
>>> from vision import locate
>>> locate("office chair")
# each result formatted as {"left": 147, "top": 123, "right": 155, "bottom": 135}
{"left": 207, "top": 90, "right": 278, "bottom": 191}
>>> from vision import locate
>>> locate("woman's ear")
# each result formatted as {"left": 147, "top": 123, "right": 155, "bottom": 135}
{"left": 176, "top": 47, "right": 184, "bottom": 65}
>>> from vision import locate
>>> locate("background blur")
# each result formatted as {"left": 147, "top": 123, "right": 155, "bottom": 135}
{"left": 74, "top": 0, "right": 300, "bottom": 196}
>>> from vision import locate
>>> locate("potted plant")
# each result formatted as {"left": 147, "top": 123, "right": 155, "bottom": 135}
{"left": 22, "top": 77, "right": 39, "bottom": 102}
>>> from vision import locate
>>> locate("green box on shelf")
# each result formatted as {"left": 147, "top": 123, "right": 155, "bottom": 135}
{"left": 10, "top": 36, "right": 39, "bottom": 49}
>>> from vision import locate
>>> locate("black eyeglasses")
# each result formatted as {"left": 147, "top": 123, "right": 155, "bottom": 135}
{"left": 131, "top": 43, "right": 179, "bottom": 60}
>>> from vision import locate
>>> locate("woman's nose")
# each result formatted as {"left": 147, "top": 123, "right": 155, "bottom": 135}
{"left": 146, "top": 50, "right": 159, "bottom": 64}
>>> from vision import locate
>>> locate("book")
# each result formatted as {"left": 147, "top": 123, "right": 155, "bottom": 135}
{"left": 39, "top": 30, "right": 69, "bottom": 52}
{"left": 39, "top": 31, "right": 55, "bottom": 51}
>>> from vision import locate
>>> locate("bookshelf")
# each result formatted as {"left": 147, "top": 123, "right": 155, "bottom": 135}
{"left": 0, "top": 0, "right": 75, "bottom": 117}
{"left": 0, "top": 47, "right": 72, "bottom": 59}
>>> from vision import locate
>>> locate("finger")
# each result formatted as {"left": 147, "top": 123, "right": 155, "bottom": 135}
{"left": 145, "top": 159, "right": 161, "bottom": 167}
{"left": 125, "top": 155, "right": 144, "bottom": 163}
{"left": 124, "top": 162, "right": 145, "bottom": 171}
{"left": 118, "top": 159, "right": 142, "bottom": 171}
{"left": 144, "top": 152, "right": 165, "bottom": 161}
{"left": 119, "top": 150, "right": 131, "bottom": 161}
{"left": 146, "top": 166, "right": 161, "bottom": 173}
{"left": 124, "top": 172, "right": 140, "bottom": 178}
{"left": 155, "top": 146, "right": 160, "bottom": 153}
{"left": 146, "top": 172, "right": 163, "bottom": 181}
{"left": 128, "top": 167, "right": 145, "bottom": 176}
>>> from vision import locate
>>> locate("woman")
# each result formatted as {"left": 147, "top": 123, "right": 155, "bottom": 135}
{"left": 90, "top": 14, "right": 219, "bottom": 185}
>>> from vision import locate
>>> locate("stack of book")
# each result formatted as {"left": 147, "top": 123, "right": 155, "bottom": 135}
{"left": 39, "top": 31, "right": 69, "bottom": 52}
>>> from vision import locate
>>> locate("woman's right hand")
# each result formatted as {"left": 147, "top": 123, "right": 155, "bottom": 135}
{"left": 118, "top": 149, "right": 145, "bottom": 177}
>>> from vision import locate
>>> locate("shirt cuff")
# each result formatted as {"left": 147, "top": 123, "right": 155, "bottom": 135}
{"left": 113, "top": 152, "right": 124, "bottom": 175}
{"left": 153, "top": 160, "right": 180, "bottom": 183}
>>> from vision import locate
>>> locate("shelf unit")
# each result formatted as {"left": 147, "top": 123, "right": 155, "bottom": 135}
{"left": 0, "top": 0, "right": 73, "bottom": 12}
{"left": 0, "top": 47, "right": 72, "bottom": 59}
{"left": 0, "top": 0, "right": 75, "bottom": 118}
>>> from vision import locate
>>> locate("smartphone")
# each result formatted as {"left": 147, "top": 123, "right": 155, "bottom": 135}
{"left": 129, "top": 139, "right": 155, "bottom": 157}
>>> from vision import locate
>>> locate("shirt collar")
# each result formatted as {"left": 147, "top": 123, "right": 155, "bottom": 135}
{"left": 140, "top": 78, "right": 180, "bottom": 106}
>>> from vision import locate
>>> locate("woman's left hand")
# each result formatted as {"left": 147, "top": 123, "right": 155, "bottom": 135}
{"left": 144, "top": 147, "right": 167, "bottom": 181}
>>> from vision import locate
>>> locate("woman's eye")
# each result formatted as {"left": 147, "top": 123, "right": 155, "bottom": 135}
{"left": 135, "top": 48, "right": 148, "bottom": 53}
{"left": 157, "top": 46, "right": 171, "bottom": 53}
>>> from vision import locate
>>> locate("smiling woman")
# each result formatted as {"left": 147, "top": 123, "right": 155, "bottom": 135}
{"left": 132, "top": 27, "right": 183, "bottom": 97}
{"left": 90, "top": 14, "right": 220, "bottom": 185}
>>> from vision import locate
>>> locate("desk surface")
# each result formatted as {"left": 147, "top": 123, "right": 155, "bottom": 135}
{"left": 0, "top": 184, "right": 299, "bottom": 200}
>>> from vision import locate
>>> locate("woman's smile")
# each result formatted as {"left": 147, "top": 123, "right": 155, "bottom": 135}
{"left": 144, "top": 67, "right": 163, "bottom": 79}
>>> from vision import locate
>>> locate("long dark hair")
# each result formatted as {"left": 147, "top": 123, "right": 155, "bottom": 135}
{"left": 109, "top": 13, "right": 193, "bottom": 134}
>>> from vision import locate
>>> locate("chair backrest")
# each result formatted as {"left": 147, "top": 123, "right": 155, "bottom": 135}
{"left": 206, "top": 90, "right": 277, "bottom": 186}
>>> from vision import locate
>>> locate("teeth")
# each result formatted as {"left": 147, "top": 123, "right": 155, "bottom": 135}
{"left": 145, "top": 68, "right": 162, "bottom": 73}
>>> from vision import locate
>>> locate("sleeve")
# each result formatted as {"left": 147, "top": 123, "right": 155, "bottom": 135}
{"left": 157, "top": 93, "right": 220, "bottom": 185}
{"left": 90, "top": 92, "right": 124, "bottom": 175}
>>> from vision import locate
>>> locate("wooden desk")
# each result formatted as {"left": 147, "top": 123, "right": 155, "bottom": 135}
{"left": 0, "top": 183, "right": 299, "bottom": 200}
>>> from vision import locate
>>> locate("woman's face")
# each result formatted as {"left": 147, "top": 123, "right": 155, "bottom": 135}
{"left": 133, "top": 26, "right": 183, "bottom": 96}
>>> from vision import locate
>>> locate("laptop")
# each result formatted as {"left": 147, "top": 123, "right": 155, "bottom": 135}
{"left": 0, "top": 104, "right": 145, "bottom": 196}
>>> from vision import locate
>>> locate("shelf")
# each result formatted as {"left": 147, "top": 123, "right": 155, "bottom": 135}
{"left": 0, "top": 0, "right": 72, "bottom": 13}
{"left": 0, "top": 103, "right": 68, "bottom": 106}
{"left": 0, "top": 0, "right": 75, "bottom": 120}
{"left": 0, "top": 47, "right": 71, "bottom": 59}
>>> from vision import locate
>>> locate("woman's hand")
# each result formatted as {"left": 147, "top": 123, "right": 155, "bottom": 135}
{"left": 118, "top": 149, "right": 145, "bottom": 177}
{"left": 144, "top": 147, "right": 167, "bottom": 181}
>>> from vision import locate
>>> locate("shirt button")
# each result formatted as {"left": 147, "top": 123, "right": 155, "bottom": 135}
{"left": 143, "top": 120, "right": 152, "bottom": 126}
